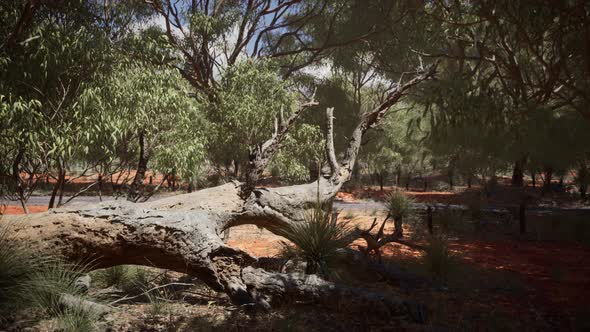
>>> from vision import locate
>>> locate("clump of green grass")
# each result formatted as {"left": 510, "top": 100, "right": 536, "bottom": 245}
{"left": 282, "top": 198, "right": 353, "bottom": 276}
{"left": 343, "top": 211, "right": 355, "bottom": 220}
{"left": 26, "top": 259, "right": 90, "bottom": 312}
{"left": 94, "top": 265, "right": 150, "bottom": 295}
{"left": 0, "top": 224, "right": 42, "bottom": 317}
{"left": 146, "top": 288, "right": 172, "bottom": 319}
{"left": 0, "top": 223, "right": 98, "bottom": 327}
{"left": 424, "top": 234, "right": 455, "bottom": 281}
{"left": 54, "top": 307, "right": 98, "bottom": 332}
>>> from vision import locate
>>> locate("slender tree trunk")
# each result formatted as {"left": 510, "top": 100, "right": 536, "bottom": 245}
{"left": 48, "top": 162, "right": 65, "bottom": 209}
{"left": 57, "top": 168, "right": 66, "bottom": 207}
{"left": 394, "top": 216, "right": 404, "bottom": 238}
{"left": 128, "top": 130, "right": 150, "bottom": 202}
{"left": 512, "top": 160, "right": 524, "bottom": 187}
{"left": 19, "top": 198, "right": 29, "bottom": 214}
{"left": 467, "top": 176, "right": 472, "bottom": 189}
{"left": 379, "top": 173, "right": 384, "bottom": 192}
{"left": 543, "top": 167, "right": 553, "bottom": 188}
{"left": 531, "top": 170, "right": 536, "bottom": 188}
{"left": 12, "top": 149, "right": 29, "bottom": 214}
{"left": 448, "top": 159, "right": 455, "bottom": 190}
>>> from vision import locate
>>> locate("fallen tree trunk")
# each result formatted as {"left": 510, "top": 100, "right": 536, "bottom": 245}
{"left": 4, "top": 64, "right": 437, "bottom": 316}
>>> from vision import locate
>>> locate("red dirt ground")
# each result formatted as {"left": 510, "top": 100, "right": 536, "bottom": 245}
{"left": 383, "top": 240, "right": 590, "bottom": 317}
{"left": 3, "top": 205, "right": 48, "bottom": 214}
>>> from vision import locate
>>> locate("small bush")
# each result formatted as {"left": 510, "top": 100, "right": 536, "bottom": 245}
{"left": 386, "top": 191, "right": 415, "bottom": 237}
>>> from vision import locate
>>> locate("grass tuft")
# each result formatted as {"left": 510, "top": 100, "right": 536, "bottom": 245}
{"left": 54, "top": 307, "right": 98, "bottom": 332}
{"left": 281, "top": 200, "right": 353, "bottom": 276}
{"left": 385, "top": 191, "right": 415, "bottom": 220}
{"left": 424, "top": 234, "right": 455, "bottom": 281}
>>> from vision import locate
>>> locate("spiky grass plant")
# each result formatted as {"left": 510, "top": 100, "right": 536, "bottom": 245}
{"left": 0, "top": 223, "right": 96, "bottom": 326}
{"left": 54, "top": 307, "right": 98, "bottom": 332}
{"left": 386, "top": 191, "right": 415, "bottom": 237}
{"left": 0, "top": 223, "right": 45, "bottom": 318}
{"left": 386, "top": 191, "right": 415, "bottom": 220}
{"left": 146, "top": 288, "right": 172, "bottom": 319}
{"left": 281, "top": 185, "right": 353, "bottom": 276}
{"left": 98, "top": 265, "right": 128, "bottom": 287}
{"left": 94, "top": 265, "right": 150, "bottom": 295}
{"left": 424, "top": 234, "right": 455, "bottom": 281}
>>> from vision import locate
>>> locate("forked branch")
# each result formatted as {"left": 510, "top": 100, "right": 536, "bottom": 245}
{"left": 241, "top": 96, "right": 318, "bottom": 198}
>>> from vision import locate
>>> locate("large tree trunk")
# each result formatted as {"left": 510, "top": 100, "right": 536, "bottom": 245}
{"left": 6, "top": 179, "right": 343, "bottom": 304}
{"left": 4, "top": 63, "right": 437, "bottom": 316}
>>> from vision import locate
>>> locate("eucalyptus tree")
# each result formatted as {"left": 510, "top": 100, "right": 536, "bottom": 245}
{"left": 80, "top": 64, "right": 210, "bottom": 202}
{"left": 419, "top": 1, "right": 590, "bottom": 187}
{"left": 4, "top": 0, "right": 442, "bottom": 316}
{"left": 0, "top": 1, "right": 115, "bottom": 209}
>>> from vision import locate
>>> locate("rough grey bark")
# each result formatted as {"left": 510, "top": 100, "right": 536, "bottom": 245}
{"left": 4, "top": 64, "right": 437, "bottom": 315}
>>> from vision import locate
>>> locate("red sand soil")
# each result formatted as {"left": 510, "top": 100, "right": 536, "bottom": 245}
{"left": 3, "top": 205, "right": 48, "bottom": 215}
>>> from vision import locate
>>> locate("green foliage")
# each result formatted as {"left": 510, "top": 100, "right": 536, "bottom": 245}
{"left": 210, "top": 59, "right": 298, "bottom": 169}
{"left": 386, "top": 191, "right": 415, "bottom": 220}
{"left": 81, "top": 63, "right": 210, "bottom": 182}
{"left": 270, "top": 123, "right": 324, "bottom": 182}
{"left": 282, "top": 198, "right": 353, "bottom": 276}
